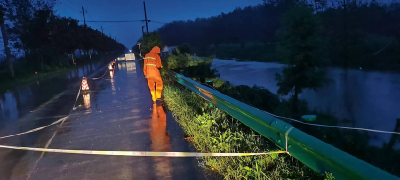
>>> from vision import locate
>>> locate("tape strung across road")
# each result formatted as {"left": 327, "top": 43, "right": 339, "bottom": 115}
{"left": 0, "top": 68, "right": 110, "bottom": 140}
{"left": 0, "top": 66, "right": 286, "bottom": 157}
{"left": 0, "top": 144, "right": 286, "bottom": 157}
{"left": 0, "top": 116, "right": 68, "bottom": 139}
{"left": 91, "top": 69, "right": 109, "bottom": 80}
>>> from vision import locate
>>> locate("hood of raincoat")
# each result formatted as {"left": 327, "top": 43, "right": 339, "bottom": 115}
{"left": 150, "top": 46, "right": 160, "bottom": 54}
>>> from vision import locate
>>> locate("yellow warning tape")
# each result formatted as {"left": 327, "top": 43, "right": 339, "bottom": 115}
{"left": 0, "top": 116, "right": 68, "bottom": 139}
{"left": 0, "top": 144, "right": 286, "bottom": 157}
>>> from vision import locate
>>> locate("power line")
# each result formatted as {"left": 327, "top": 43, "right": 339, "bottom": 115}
{"left": 83, "top": 20, "right": 142, "bottom": 23}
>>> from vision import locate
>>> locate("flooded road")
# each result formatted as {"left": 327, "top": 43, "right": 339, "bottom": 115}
{"left": 0, "top": 63, "right": 101, "bottom": 126}
{"left": 0, "top": 61, "right": 210, "bottom": 179}
{"left": 212, "top": 59, "right": 400, "bottom": 147}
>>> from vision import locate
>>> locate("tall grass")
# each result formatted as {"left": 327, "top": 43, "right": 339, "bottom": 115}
{"left": 163, "top": 85, "right": 330, "bottom": 179}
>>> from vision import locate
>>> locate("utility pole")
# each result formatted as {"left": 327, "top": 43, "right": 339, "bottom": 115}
{"left": 81, "top": 6, "right": 87, "bottom": 26}
{"left": 142, "top": 26, "right": 145, "bottom": 37}
{"left": 142, "top": 1, "right": 149, "bottom": 34}
{"left": 101, "top": 26, "right": 103, "bottom": 34}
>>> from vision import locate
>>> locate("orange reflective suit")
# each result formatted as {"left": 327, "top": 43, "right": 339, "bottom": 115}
{"left": 144, "top": 46, "right": 163, "bottom": 102}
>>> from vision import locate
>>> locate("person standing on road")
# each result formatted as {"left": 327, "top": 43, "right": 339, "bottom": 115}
{"left": 143, "top": 46, "right": 163, "bottom": 103}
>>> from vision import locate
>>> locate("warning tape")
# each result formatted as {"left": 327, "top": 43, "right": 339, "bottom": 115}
{"left": 91, "top": 69, "right": 109, "bottom": 80}
{"left": 0, "top": 65, "right": 110, "bottom": 140}
{"left": 0, "top": 84, "right": 81, "bottom": 140}
{"left": 0, "top": 144, "right": 286, "bottom": 157}
{"left": 0, "top": 116, "right": 68, "bottom": 139}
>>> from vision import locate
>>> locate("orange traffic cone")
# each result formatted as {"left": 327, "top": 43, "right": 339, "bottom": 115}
{"left": 81, "top": 77, "right": 89, "bottom": 92}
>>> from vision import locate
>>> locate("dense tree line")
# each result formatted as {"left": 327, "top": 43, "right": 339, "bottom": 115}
{"left": 1, "top": 0, "right": 125, "bottom": 78}
{"left": 157, "top": 0, "right": 400, "bottom": 70}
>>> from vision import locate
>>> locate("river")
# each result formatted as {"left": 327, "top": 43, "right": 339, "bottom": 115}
{"left": 212, "top": 59, "right": 400, "bottom": 148}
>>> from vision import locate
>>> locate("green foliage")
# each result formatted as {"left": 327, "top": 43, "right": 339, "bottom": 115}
{"left": 163, "top": 85, "right": 323, "bottom": 179}
{"left": 324, "top": 172, "right": 335, "bottom": 180}
{"left": 139, "top": 31, "right": 162, "bottom": 54}
{"left": 172, "top": 43, "right": 191, "bottom": 55}
{"left": 275, "top": 4, "right": 325, "bottom": 104}
{"left": 158, "top": 1, "right": 400, "bottom": 71}
{"left": 217, "top": 81, "right": 280, "bottom": 113}
{"left": 166, "top": 48, "right": 218, "bottom": 80}
{"left": 162, "top": 53, "right": 400, "bottom": 177}
{"left": 166, "top": 49, "right": 192, "bottom": 70}
{"left": 16, "top": 10, "right": 124, "bottom": 66}
{"left": 0, "top": 2, "right": 125, "bottom": 77}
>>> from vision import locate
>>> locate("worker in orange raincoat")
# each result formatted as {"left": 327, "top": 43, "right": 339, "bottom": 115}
{"left": 144, "top": 46, "right": 163, "bottom": 102}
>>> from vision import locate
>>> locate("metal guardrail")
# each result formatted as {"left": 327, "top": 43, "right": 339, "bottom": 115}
{"left": 168, "top": 71, "right": 398, "bottom": 180}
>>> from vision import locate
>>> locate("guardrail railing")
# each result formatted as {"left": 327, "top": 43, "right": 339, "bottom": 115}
{"left": 167, "top": 71, "right": 398, "bottom": 180}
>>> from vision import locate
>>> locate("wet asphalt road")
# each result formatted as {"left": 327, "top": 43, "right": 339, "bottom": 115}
{"left": 0, "top": 61, "right": 210, "bottom": 180}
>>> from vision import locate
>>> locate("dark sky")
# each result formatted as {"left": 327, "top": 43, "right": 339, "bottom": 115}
{"left": 54, "top": 0, "right": 262, "bottom": 49}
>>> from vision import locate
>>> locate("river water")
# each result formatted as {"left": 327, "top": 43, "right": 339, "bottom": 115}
{"left": 212, "top": 59, "right": 400, "bottom": 147}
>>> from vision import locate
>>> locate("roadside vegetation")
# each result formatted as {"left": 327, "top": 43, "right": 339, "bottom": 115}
{"left": 136, "top": 0, "right": 400, "bottom": 176}
{"left": 137, "top": 40, "right": 399, "bottom": 178}
{"left": 155, "top": 44, "right": 328, "bottom": 179}
{"left": 0, "top": 0, "right": 125, "bottom": 90}
{"left": 162, "top": 83, "right": 326, "bottom": 180}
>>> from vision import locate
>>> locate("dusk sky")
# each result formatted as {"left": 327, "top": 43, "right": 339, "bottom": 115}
{"left": 53, "top": 0, "right": 262, "bottom": 49}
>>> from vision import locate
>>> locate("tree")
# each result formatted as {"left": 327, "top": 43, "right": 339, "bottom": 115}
{"left": 275, "top": 3, "right": 325, "bottom": 113}
{"left": 172, "top": 43, "right": 190, "bottom": 55}
{"left": 0, "top": 4, "right": 14, "bottom": 77}
{"left": 139, "top": 31, "right": 162, "bottom": 54}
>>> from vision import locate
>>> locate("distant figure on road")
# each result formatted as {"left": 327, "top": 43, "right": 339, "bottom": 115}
{"left": 144, "top": 46, "right": 163, "bottom": 103}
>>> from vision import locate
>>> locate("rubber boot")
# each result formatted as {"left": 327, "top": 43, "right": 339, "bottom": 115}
{"left": 151, "top": 91, "right": 156, "bottom": 103}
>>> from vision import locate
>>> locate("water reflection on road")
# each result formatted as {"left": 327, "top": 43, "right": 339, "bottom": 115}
{"left": 150, "top": 103, "right": 172, "bottom": 179}
{"left": 212, "top": 59, "right": 400, "bottom": 147}
{"left": 0, "top": 63, "right": 100, "bottom": 126}
{"left": 0, "top": 60, "right": 211, "bottom": 180}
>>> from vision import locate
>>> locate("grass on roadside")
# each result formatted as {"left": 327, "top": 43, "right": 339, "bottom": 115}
{"left": 163, "top": 85, "right": 330, "bottom": 180}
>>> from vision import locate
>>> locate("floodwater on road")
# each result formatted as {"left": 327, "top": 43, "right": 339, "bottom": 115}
{"left": 0, "top": 60, "right": 210, "bottom": 179}
{"left": 0, "top": 63, "right": 101, "bottom": 125}
{"left": 212, "top": 59, "right": 400, "bottom": 148}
